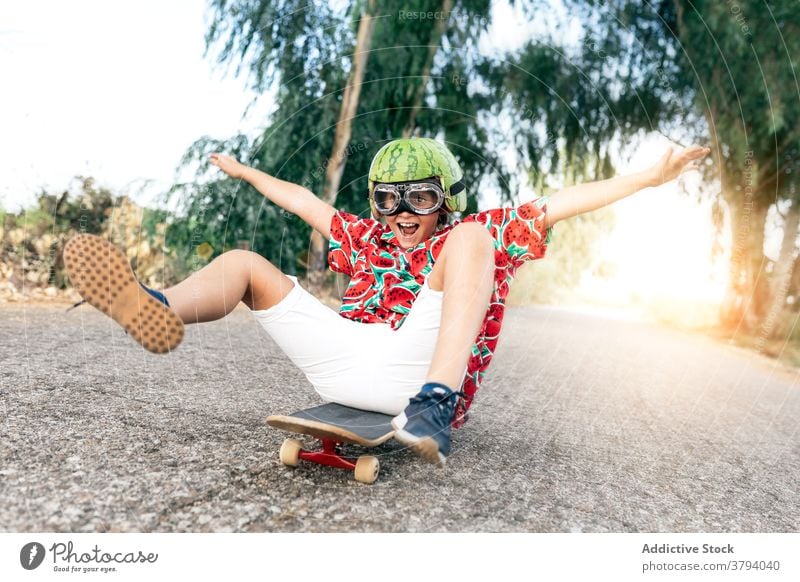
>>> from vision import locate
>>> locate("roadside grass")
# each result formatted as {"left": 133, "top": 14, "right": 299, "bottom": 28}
{"left": 645, "top": 298, "right": 800, "bottom": 369}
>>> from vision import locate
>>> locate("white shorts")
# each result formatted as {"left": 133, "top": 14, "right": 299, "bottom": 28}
{"left": 251, "top": 276, "right": 448, "bottom": 415}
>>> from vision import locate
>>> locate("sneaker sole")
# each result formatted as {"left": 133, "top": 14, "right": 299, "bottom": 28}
{"left": 64, "top": 234, "right": 184, "bottom": 354}
{"left": 391, "top": 415, "right": 447, "bottom": 467}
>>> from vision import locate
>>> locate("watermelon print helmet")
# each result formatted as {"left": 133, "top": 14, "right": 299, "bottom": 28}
{"left": 368, "top": 138, "right": 466, "bottom": 218}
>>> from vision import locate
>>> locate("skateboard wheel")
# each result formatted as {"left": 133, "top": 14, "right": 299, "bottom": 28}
{"left": 279, "top": 438, "right": 303, "bottom": 467}
{"left": 354, "top": 455, "right": 380, "bottom": 484}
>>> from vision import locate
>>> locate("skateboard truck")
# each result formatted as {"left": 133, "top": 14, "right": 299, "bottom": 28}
{"left": 279, "top": 437, "right": 380, "bottom": 484}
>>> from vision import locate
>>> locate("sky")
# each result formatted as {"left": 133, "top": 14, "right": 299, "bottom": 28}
{"left": 0, "top": 0, "right": 270, "bottom": 211}
{"left": 0, "top": 0, "right": 731, "bottom": 309}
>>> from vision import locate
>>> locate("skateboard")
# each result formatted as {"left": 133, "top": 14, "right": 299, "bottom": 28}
{"left": 266, "top": 403, "right": 395, "bottom": 484}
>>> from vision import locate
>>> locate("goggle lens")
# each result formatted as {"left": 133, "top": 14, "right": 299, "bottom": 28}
{"left": 406, "top": 189, "right": 439, "bottom": 210}
{"left": 372, "top": 182, "right": 444, "bottom": 215}
{"left": 373, "top": 189, "right": 400, "bottom": 212}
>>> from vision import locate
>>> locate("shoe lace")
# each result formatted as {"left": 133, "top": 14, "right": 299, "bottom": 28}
{"left": 65, "top": 298, "right": 133, "bottom": 336}
{"left": 409, "top": 388, "right": 467, "bottom": 425}
{"left": 65, "top": 299, "right": 86, "bottom": 312}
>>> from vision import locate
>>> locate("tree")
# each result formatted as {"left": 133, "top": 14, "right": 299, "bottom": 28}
{"left": 503, "top": 0, "right": 800, "bottom": 334}
{"left": 173, "top": 0, "right": 502, "bottom": 292}
{"left": 667, "top": 1, "right": 799, "bottom": 333}
{"left": 307, "top": 0, "right": 377, "bottom": 292}
{"left": 1, "top": 179, "right": 171, "bottom": 295}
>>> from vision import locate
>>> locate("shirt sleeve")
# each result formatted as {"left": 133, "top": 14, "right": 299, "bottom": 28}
{"left": 327, "top": 211, "right": 381, "bottom": 276}
{"left": 465, "top": 196, "right": 553, "bottom": 266}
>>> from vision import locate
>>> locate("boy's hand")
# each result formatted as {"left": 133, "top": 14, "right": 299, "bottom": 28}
{"left": 209, "top": 153, "right": 247, "bottom": 180}
{"left": 646, "top": 145, "right": 711, "bottom": 187}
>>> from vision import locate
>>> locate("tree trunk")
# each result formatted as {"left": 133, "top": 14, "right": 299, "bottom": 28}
{"left": 401, "top": 0, "right": 453, "bottom": 138}
{"left": 306, "top": 0, "right": 376, "bottom": 295}
{"left": 789, "top": 254, "right": 800, "bottom": 308}
{"left": 741, "top": 195, "right": 770, "bottom": 330}
{"left": 719, "top": 181, "right": 770, "bottom": 333}
{"left": 720, "top": 196, "right": 746, "bottom": 329}
{"left": 759, "top": 202, "right": 799, "bottom": 343}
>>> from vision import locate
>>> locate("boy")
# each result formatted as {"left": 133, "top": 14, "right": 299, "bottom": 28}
{"left": 64, "top": 138, "right": 709, "bottom": 467}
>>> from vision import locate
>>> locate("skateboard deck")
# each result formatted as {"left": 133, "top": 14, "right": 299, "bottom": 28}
{"left": 266, "top": 403, "right": 396, "bottom": 483}
{"left": 267, "top": 403, "right": 395, "bottom": 446}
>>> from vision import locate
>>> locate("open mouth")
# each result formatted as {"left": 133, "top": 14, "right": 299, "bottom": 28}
{"left": 397, "top": 222, "right": 419, "bottom": 237}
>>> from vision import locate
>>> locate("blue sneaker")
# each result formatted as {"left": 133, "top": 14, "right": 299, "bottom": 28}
{"left": 391, "top": 382, "right": 463, "bottom": 467}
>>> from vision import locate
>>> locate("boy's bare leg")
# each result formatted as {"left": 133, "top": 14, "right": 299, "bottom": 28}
{"left": 391, "top": 223, "right": 494, "bottom": 466}
{"left": 425, "top": 222, "right": 495, "bottom": 389}
{"left": 64, "top": 234, "right": 293, "bottom": 353}
{"left": 163, "top": 249, "right": 294, "bottom": 324}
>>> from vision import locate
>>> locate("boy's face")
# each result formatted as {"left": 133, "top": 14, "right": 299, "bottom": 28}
{"left": 373, "top": 177, "right": 447, "bottom": 249}
{"left": 385, "top": 210, "right": 442, "bottom": 249}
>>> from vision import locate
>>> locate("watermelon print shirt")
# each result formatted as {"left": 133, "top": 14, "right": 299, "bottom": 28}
{"left": 327, "top": 197, "right": 552, "bottom": 428}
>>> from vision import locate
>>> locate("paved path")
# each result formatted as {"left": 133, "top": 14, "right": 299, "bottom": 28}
{"left": 1, "top": 303, "right": 798, "bottom": 532}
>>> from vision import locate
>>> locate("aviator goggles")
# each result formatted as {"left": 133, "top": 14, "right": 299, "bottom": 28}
{"left": 371, "top": 181, "right": 445, "bottom": 216}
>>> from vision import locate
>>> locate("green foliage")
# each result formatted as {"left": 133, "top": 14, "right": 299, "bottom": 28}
{"left": 171, "top": 0, "right": 504, "bottom": 275}
{"left": 172, "top": 0, "right": 660, "bottom": 302}
{"left": 490, "top": 1, "right": 695, "bottom": 193}
{"left": 166, "top": 135, "right": 310, "bottom": 276}
{"left": 553, "top": 0, "right": 800, "bottom": 207}
{"left": 323, "top": 0, "right": 503, "bottom": 211}
{"left": 554, "top": 0, "right": 800, "bottom": 328}
{"left": 508, "top": 204, "right": 615, "bottom": 305}
{"left": 1, "top": 179, "right": 120, "bottom": 291}
{"left": 205, "top": 0, "right": 352, "bottom": 96}
{"left": 1, "top": 179, "right": 173, "bottom": 293}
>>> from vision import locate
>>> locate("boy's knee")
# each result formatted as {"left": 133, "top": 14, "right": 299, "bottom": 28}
{"left": 215, "top": 250, "right": 269, "bottom": 279}
{"left": 428, "top": 224, "right": 494, "bottom": 291}
{"left": 222, "top": 249, "right": 254, "bottom": 260}
{"left": 220, "top": 249, "right": 259, "bottom": 267}
{"left": 447, "top": 223, "right": 494, "bottom": 256}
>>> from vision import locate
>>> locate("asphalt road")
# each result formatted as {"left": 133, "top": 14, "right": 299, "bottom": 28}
{"left": 1, "top": 302, "right": 798, "bottom": 532}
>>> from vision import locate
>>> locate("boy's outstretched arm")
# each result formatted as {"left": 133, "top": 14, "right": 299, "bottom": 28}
{"left": 210, "top": 153, "right": 336, "bottom": 238}
{"left": 544, "top": 145, "right": 711, "bottom": 228}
